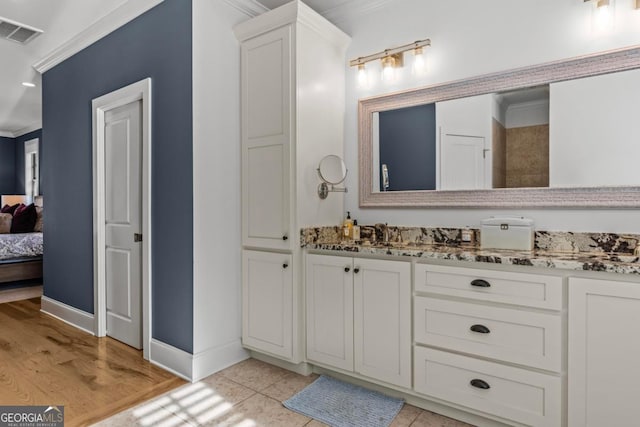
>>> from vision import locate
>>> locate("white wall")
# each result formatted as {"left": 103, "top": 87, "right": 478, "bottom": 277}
{"left": 550, "top": 69, "right": 640, "bottom": 188}
{"left": 192, "top": 0, "right": 248, "bottom": 370}
{"left": 341, "top": 0, "right": 640, "bottom": 232}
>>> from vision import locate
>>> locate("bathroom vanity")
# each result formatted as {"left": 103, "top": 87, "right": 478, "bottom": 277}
{"left": 297, "top": 226, "right": 640, "bottom": 427}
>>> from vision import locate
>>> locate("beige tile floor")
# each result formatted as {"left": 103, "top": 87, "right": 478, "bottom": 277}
{"left": 93, "top": 358, "right": 474, "bottom": 427}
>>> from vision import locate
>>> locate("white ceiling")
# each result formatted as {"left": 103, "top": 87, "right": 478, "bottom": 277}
{"left": 0, "top": 0, "right": 128, "bottom": 135}
{"left": 0, "top": 0, "right": 375, "bottom": 136}
{"left": 257, "top": 0, "right": 355, "bottom": 14}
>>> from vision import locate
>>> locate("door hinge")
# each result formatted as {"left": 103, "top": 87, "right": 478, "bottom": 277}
{"left": 134, "top": 233, "right": 143, "bottom": 242}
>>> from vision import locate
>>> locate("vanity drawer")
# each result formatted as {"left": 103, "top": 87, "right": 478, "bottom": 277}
{"left": 414, "top": 297, "right": 562, "bottom": 372}
{"left": 415, "top": 264, "right": 563, "bottom": 310}
{"left": 414, "top": 346, "right": 562, "bottom": 427}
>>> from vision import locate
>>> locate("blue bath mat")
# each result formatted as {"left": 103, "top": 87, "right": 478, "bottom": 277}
{"left": 283, "top": 375, "right": 404, "bottom": 427}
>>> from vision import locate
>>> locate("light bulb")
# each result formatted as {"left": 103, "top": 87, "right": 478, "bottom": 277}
{"left": 381, "top": 56, "right": 396, "bottom": 82}
{"left": 593, "top": 0, "right": 614, "bottom": 33}
{"left": 357, "top": 64, "right": 368, "bottom": 88}
{"left": 412, "top": 47, "right": 426, "bottom": 75}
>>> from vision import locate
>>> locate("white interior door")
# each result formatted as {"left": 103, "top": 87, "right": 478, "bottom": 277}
{"left": 440, "top": 132, "right": 485, "bottom": 190}
{"left": 104, "top": 100, "right": 142, "bottom": 349}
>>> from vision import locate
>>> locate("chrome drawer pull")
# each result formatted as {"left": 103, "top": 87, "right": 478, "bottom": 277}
{"left": 470, "top": 379, "right": 491, "bottom": 390}
{"left": 470, "top": 324, "right": 491, "bottom": 334}
{"left": 470, "top": 279, "right": 491, "bottom": 288}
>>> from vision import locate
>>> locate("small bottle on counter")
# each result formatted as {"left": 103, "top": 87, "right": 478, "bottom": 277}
{"left": 352, "top": 220, "right": 361, "bottom": 241}
{"left": 343, "top": 211, "right": 353, "bottom": 239}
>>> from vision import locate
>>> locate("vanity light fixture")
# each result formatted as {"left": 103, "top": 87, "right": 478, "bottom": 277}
{"left": 350, "top": 39, "right": 431, "bottom": 83}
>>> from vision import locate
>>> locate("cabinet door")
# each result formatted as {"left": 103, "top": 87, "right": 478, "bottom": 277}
{"left": 241, "top": 26, "right": 292, "bottom": 250}
{"left": 242, "top": 250, "right": 293, "bottom": 359}
{"left": 569, "top": 277, "right": 640, "bottom": 426}
{"left": 354, "top": 258, "right": 411, "bottom": 388}
{"left": 306, "top": 254, "right": 353, "bottom": 371}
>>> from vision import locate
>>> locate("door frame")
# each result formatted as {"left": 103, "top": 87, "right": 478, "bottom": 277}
{"left": 24, "top": 138, "right": 39, "bottom": 199}
{"left": 92, "top": 78, "right": 152, "bottom": 359}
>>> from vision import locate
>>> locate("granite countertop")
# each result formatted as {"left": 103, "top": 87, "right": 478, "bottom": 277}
{"left": 301, "top": 226, "right": 640, "bottom": 275}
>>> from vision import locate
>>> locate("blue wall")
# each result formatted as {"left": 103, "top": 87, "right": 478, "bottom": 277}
{"left": 0, "top": 137, "right": 16, "bottom": 195}
{"left": 42, "top": 0, "right": 193, "bottom": 352}
{"left": 14, "top": 129, "right": 43, "bottom": 194}
{"left": 379, "top": 103, "right": 436, "bottom": 191}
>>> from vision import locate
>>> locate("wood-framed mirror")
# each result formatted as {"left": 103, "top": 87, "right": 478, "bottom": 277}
{"left": 358, "top": 45, "right": 640, "bottom": 208}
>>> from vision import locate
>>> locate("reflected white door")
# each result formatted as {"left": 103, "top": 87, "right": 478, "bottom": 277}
{"left": 104, "top": 100, "right": 142, "bottom": 349}
{"left": 440, "top": 132, "right": 485, "bottom": 190}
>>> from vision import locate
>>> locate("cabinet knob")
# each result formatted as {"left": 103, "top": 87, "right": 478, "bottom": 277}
{"left": 344, "top": 267, "right": 351, "bottom": 273}
{"left": 470, "top": 379, "right": 490, "bottom": 390}
{"left": 283, "top": 263, "right": 289, "bottom": 269}
{"left": 470, "top": 279, "right": 491, "bottom": 288}
{"left": 353, "top": 267, "right": 360, "bottom": 274}
{"left": 470, "top": 324, "right": 491, "bottom": 334}
{"left": 282, "top": 235, "right": 289, "bottom": 241}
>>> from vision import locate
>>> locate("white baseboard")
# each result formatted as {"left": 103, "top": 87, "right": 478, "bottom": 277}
{"left": 250, "top": 350, "right": 313, "bottom": 376}
{"left": 192, "top": 339, "right": 249, "bottom": 382}
{"left": 41, "top": 296, "right": 95, "bottom": 335}
{"left": 149, "top": 338, "right": 194, "bottom": 381}
{"left": 150, "top": 339, "right": 250, "bottom": 382}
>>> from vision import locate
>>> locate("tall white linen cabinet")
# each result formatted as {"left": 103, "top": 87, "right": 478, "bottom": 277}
{"left": 234, "top": 1, "right": 350, "bottom": 365}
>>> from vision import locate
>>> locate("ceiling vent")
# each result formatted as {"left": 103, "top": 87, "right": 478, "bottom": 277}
{"left": 0, "top": 16, "right": 43, "bottom": 44}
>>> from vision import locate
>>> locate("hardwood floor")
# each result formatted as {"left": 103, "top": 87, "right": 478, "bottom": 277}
{"left": 0, "top": 297, "right": 185, "bottom": 426}
{"left": 0, "top": 284, "right": 42, "bottom": 304}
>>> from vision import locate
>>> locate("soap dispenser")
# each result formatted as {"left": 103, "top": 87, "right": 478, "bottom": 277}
{"left": 352, "top": 220, "right": 361, "bottom": 241}
{"left": 343, "top": 212, "right": 353, "bottom": 239}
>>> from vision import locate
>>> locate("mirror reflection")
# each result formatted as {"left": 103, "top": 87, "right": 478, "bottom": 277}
{"left": 372, "top": 86, "right": 550, "bottom": 192}
{"left": 370, "top": 67, "right": 640, "bottom": 193}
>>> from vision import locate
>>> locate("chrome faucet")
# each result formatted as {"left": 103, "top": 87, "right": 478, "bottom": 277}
{"left": 374, "top": 223, "right": 390, "bottom": 245}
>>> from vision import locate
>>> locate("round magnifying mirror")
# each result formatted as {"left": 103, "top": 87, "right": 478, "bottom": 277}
{"left": 318, "top": 155, "right": 347, "bottom": 185}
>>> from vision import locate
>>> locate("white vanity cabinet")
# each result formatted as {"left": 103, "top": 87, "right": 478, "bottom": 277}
{"left": 306, "top": 254, "right": 411, "bottom": 388}
{"left": 242, "top": 250, "right": 293, "bottom": 359}
{"left": 568, "top": 277, "right": 640, "bottom": 427}
{"left": 235, "top": 2, "right": 349, "bottom": 362}
{"left": 413, "top": 263, "right": 565, "bottom": 427}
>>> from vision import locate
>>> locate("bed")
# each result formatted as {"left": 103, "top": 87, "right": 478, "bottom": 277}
{"left": 0, "top": 233, "right": 43, "bottom": 283}
{"left": 0, "top": 196, "right": 43, "bottom": 285}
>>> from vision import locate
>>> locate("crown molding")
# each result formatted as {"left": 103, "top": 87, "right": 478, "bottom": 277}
{"left": 321, "top": 0, "right": 398, "bottom": 24}
{"left": 33, "top": 0, "right": 164, "bottom": 74}
{"left": 234, "top": 1, "right": 350, "bottom": 47}
{"left": 222, "top": 0, "right": 269, "bottom": 18}
{"left": 13, "top": 121, "right": 42, "bottom": 138}
{"left": 0, "top": 121, "right": 42, "bottom": 138}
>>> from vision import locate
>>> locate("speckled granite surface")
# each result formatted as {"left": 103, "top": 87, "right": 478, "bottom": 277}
{"left": 301, "top": 226, "right": 640, "bottom": 275}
